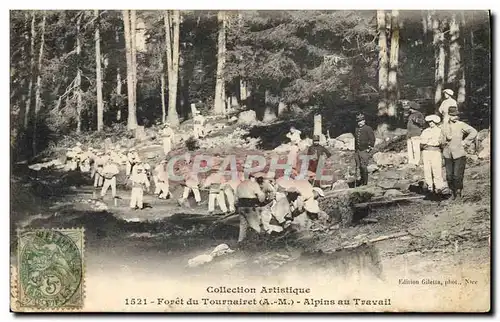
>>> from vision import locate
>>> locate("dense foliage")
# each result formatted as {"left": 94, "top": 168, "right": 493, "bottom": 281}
{"left": 10, "top": 10, "right": 491, "bottom": 161}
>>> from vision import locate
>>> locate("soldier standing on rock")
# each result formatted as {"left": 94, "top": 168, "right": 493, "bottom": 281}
{"left": 440, "top": 106, "right": 478, "bottom": 200}
{"left": 354, "top": 114, "right": 375, "bottom": 186}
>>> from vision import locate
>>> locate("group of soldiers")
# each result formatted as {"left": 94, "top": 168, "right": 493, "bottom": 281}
{"left": 404, "top": 88, "right": 478, "bottom": 200}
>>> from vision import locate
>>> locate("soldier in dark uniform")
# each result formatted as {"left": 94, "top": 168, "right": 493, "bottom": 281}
{"left": 354, "top": 114, "right": 375, "bottom": 186}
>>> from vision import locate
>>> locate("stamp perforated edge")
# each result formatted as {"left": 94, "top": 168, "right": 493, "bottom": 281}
{"left": 12, "top": 227, "right": 86, "bottom": 312}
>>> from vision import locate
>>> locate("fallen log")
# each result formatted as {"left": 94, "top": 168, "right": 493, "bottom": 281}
{"left": 355, "top": 195, "right": 425, "bottom": 208}
{"left": 330, "top": 231, "right": 409, "bottom": 252}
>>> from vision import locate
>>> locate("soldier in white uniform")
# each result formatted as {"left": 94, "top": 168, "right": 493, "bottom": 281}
{"left": 177, "top": 160, "right": 202, "bottom": 206}
{"left": 419, "top": 115, "right": 446, "bottom": 194}
{"left": 153, "top": 160, "right": 171, "bottom": 199}
{"left": 162, "top": 123, "right": 175, "bottom": 155}
{"left": 100, "top": 156, "right": 120, "bottom": 200}
{"left": 203, "top": 171, "right": 228, "bottom": 214}
{"left": 223, "top": 171, "right": 244, "bottom": 214}
{"left": 129, "top": 163, "right": 151, "bottom": 210}
{"left": 193, "top": 110, "right": 206, "bottom": 139}
{"left": 286, "top": 127, "right": 302, "bottom": 169}
{"left": 126, "top": 148, "right": 140, "bottom": 177}
{"left": 438, "top": 89, "right": 458, "bottom": 124}
{"left": 93, "top": 151, "right": 106, "bottom": 188}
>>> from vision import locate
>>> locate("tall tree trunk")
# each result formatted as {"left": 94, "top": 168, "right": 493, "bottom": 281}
{"left": 214, "top": 11, "right": 227, "bottom": 115}
{"left": 447, "top": 14, "right": 461, "bottom": 87}
{"left": 455, "top": 13, "right": 466, "bottom": 105}
{"left": 164, "top": 10, "right": 180, "bottom": 126}
{"left": 387, "top": 10, "right": 400, "bottom": 116}
{"left": 130, "top": 10, "right": 138, "bottom": 107}
{"left": 24, "top": 11, "right": 36, "bottom": 130}
{"left": 433, "top": 15, "right": 446, "bottom": 105}
{"left": 116, "top": 28, "right": 122, "bottom": 122}
{"left": 123, "top": 10, "right": 137, "bottom": 130}
{"left": 161, "top": 71, "right": 166, "bottom": 123}
{"left": 95, "top": 10, "right": 104, "bottom": 132}
{"left": 75, "top": 13, "right": 83, "bottom": 133}
{"left": 32, "top": 13, "right": 46, "bottom": 157}
{"left": 377, "top": 10, "right": 389, "bottom": 115}
{"left": 238, "top": 12, "right": 247, "bottom": 105}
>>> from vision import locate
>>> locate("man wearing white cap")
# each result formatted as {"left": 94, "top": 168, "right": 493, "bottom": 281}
{"left": 93, "top": 151, "right": 106, "bottom": 188}
{"left": 193, "top": 110, "right": 206, "bottom": 139}
{"left": 126, "top": 148, "right": 140, "bottom": 177}
{"left": 162, "top": 123, "right": 175, "bottom": 155}
{"left": 419, "top": 115, "right": 446, "bottom": 194}
{"left": 441, "top": 106, "right": 477, "bottom": 200}
{"left": 177, "top": 159, "right": 202, "bottom": 206}
{"left": 438, "top": 89, "right": 458, "bottom": 124}
{"left": 406, "top": 102, "right": 425, "bottom": 166}
{"left": 129, "top": 163, "right": 151, "bottom": 210}
{"left": 202, "top": 170, "right": 228, "bottom": 214}
{"left": 286, "top": 127, "right": 302, "bottom": 169}
{"left": 153, "top": 159, "right": 171, "bottom": 199}
{"left": 100, "top": 156, "right": 120, "bottom": 200}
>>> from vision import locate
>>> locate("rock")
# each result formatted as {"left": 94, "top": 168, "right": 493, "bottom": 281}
{"left": 336, "top": 133, "right": 354, "bottom": 142}
{"left": 393, "top": 180, "right": 412, "bottom": 191}
{"left": 377, "top": 180, "right": 397, "bottom": 190}
{"left": 135, "top": 126, "right": 147, "bottom": 141}
{"left": 331, "top": 179, "right": 350, "bottom": 191}
{"left": 237, "top": 110, "right": 257, "bottom": 125}
{"left": 383, "top": 169, "right": 401, "bottom": 179}
{"left": 367, "top": 164, "right": 379, "bottom": 173}
{"left": 375, "top": 138, "right": 383, "bottom": 146}
{"left": 336, "top": 133, "right": 355, "bottom": 151}
{"left": 467, "top": 154, "right": 479, "bottom": 163}
{"left": 229, "top": 116, "right": 238, "bottom": 123}
{"left": 210, "top": 244, "right": 235, "bottom": 257}
{"left": 477, "top": 129, "right": 490, "bottom": 143}
{"left": 373, "top": 152, "right": 407, "bottom": 166}
{"left": 384, "top": 189, "right": 404, "bottom": 198}
{"left": 440, "top": 230, "right": 449, "bottom": 240}
{"left": 188, "top": 254, "right": 213, "bottom": 268}
{"left": 478, "top": 136, "right": 490, "bottom": 159}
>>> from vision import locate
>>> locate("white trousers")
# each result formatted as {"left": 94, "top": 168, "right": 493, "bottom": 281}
{"left": 407, "top": 137, "right": 421, "bottom": 165}
{"left": 130, "top": 187, "right": 144, "bottom": 208}
{"left": 101, "top": 177, "right": 116, "bottom": 198}
{"left": 93, "top": 171, "right": 104, "bottom": 187}
{"left": 163, "top": 137, "right": 172, "bottom": 155}
{"left": 153, "top": 176, "right": 170, "bottom": 198}
{"left": 182, "top": 186, "right": 201, "bottom": 203}
{"left": 208, "top": 191, "right": 228, "bottom": 213}
{"left": 193, "top": 125, "right": 204, "bottom": 139}
{"left": 224, "top": 187, "right": 236, "bottom": 212}
{"left": 422, "top": 150, "right": 445, "bottom": 191}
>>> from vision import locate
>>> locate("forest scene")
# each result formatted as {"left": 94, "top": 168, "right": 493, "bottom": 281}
{"left": 10, "top": 10, "right": 491, "bottom": 313}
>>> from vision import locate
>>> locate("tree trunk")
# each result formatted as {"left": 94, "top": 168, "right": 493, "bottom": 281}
{"left": 456, "top": 13, "right": 466, "bottom": 105}
{"left": 377, "top": 10, "right": 389, "bottom": 115}
{"left": 130, "top": 10, "right": 138, "bottom": 107}
{"left": 32, "top": 13, "right": 46, "bottom": 157}
{"left": 447, "top": 14, "right": 461, "bottom": 87}
{"left": 116, "top": 28, "right": 122, "bottom": 122}
{"left": 123, "top": 10, "right": 137, "bottom": 130}
{"left": 433, "top": 15, "right": 446, "bottom": 105}
{"left": 164, "top": 10, "right": 180, "bottom": 126}
{"left": 214, "top": 11, "right": 227, "bottom": 115}
{"left": 75, "top": 13, "right": 83, "bottom": 133}
{"left": 387, "top": 10, "right": 400, "bottom": 116}
{"left": 238, "top": 13, "right": 247, "bottom": 106}
{"left": 161, "top": 71, "right": 166, "bottom": 123}
{"left": 24, "top": 11, "right": 36, "bottom": 130}
{"left": 95, "top": 10, "right": 104, "bottom": 132}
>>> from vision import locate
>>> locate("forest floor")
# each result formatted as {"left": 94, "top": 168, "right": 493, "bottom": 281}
{"left": 10, "top": 118, "right": 491, "bottom": 312}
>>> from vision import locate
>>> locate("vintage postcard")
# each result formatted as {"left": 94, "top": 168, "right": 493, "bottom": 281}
{"left": 10, "top": 9, "right": 491, "bottom": 312}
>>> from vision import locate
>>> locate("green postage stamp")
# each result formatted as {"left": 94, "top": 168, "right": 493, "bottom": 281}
{"left": 15, "top": 228, "right": 85, "bottom": 310}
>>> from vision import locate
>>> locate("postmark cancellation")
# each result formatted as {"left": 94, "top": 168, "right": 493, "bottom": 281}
{"left": 12, "top": 228, "right": 85, "bottom": 311}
